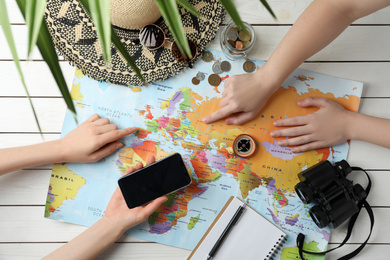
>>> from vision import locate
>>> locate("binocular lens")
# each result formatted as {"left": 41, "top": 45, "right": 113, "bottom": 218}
{"left": 309, "top": 205, "right": 330, "bottom": 229}
{"left": 295, "top": 182, "right": 314, "bottom": 204}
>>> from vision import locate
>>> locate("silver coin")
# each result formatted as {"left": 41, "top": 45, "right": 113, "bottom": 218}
{"left": 196, "top": 72, "right": 205, "bottom": 81}
{"left": 212, "top": 62, "right": 223, "bottom": 74}
{"left": 220, "top": 61, "right": 231, "bottom": 72}
{"left": 227, "top": 28, "right": 238, "bottom": 42}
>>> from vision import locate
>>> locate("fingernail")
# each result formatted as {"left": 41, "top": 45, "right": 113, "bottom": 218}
{"left": 116, "top": 143, "right": 124, "bottom": 149}
{"left": 273, "top": 121, "right": 278, "bottom": 126}
{"left": 202, "top": 117, "right": 208, "bottom": 123}
{"left": 297, "top": 100, "right": 303, "bottom": 105}
{"left": 278, "top": 140, "right": 285, "bottom": 146}
{"left": 270, "top": 131, "right": 276, "bottom": 137}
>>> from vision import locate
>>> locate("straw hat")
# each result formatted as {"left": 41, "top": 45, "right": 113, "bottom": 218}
{"left": 45, "top": 0, "right": 225, "bottom": 86}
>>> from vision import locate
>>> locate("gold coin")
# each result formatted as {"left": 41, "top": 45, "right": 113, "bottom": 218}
{"left": 242, "top": 40, "right": 251, "bottom": 49}
{"left": 192, "top": 77, "right": 200, "bottom": 85}
{"left": 243, "top": 60, "right": 256, "bottom": 73}
{"left": 201, "top": 51, "right": 213, "bottom": 62}
{"left": 208, "top": 74, "right": 221, "bottom": 86}
{"left": 238, "top": 30, "right": 251, "bottom": 41}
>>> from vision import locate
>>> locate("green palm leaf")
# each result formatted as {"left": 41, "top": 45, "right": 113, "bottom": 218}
{"left": 156, "top": 0, "right": 192, "bottom": 59}
{"left": 16, "top": 0, "right": 77, "bottom": 121}
{"left": 259, "top": 0, "right": 276, "bottom": 19}
{"left": 0, "top": 0, "right": 43, "bottom": 134}
{"left": 88, "top": 0, "right": 111, "bottom": 63}
{"left": 219, "top": 0, "right": 246, "bottom": 32}
{"left": 26, "top": 0, "right": 46, "bottom": 58}
{"left": 176, "top": 0, "right": 200, "bottom": 17}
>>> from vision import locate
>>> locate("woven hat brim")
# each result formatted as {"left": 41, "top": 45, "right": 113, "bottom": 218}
{"left": 45, "top": 0, "right": 225, "bottom": 86}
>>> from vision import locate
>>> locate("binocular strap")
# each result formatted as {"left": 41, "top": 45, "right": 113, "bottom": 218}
{"left": 296, "top": 167, "right": 374, "bottom": 260}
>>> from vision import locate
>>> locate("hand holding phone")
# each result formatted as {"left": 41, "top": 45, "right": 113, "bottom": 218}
{"left": 118, "top": 153, "right": 192, "bottom": 209}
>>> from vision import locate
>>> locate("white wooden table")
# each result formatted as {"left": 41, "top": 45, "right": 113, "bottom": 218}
{"left": 1, "top": 0, "right": 390, "bottom": 259}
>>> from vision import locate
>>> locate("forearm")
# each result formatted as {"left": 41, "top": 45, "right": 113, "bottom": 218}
{"left": 260, "top": 0, "right": 389, "bottom": 89}
{"left": 44, "top": 217, "right": 124, "bottom": 260}
{"left": 348, "top": 113, "right": 390, "bottom": 149}
{"left": 0, "top": 140, "right": 63, "bottom": 175}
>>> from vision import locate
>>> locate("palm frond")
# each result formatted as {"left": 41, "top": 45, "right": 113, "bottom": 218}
{"left": 0, "top": 0, "right": 43, "bottom": 134}
{"left": 26, "top": 0, "right": 46, "bottom": 58}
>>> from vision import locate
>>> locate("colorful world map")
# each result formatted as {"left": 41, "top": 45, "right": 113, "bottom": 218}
{"left": 45, "top": 49, "right": 362, "bottom": 259}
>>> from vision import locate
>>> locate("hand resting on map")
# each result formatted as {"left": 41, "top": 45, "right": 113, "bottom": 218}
{"left": 0, "top": 114, "right": 135, "bottom": 175}
{"left": 202, "top": 70, "right": 278, "bottom": 125}
{"left": 270, "top": 97, "right": 353, "bottom": 153}
{"left": 59, "top": 113, "right": 136, "bottom": 163}
{"left": 44, "top": 156, "right": 167, "bottom": 260}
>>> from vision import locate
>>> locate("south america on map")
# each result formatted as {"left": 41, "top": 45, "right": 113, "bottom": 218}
{"left": 45, "top": 49, "right": 363, "bottom": 259}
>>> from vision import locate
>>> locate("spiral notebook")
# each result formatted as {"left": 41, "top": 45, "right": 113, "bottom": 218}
{"left": 188, "top": 196, "right": 287, "bottom": 260}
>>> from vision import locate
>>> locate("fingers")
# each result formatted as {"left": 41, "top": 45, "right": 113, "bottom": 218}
{"left": 203, "top": 105, "right": 238, "bottom": 124}
{"left": 86, "top": 114, "right": 100, "bottom": 122}
{"left": 277, "top": 134, "right": 314, "bottom": 147}
{"left": 97, "top": 124, "right": 118, "bottom": 134}
{"left": 225, "top": 112, "right": 255, "bottom": 125}
{"left": 94, "top": 117, "right": 110, "bottom": 126}
{"left": 297, "top": 97, "right": 330, "bottom": 108}
{"left": 141, "top": 196, "right": 168, "bottom": 218}
{"left": 89, "top": 142, "right": 123, "bottom": 162}
{"left": 273, "top": 115, "right": 308, "bottom": 127}
{"left": 98, "top": 127, "right": 137, "bottom": 146}
{"left": 271, "top": 125, "right": 311, "bottom": 138}
{"left": 291, "top": 141, "right": 324, "bottom": 153}
{"left": 146, "top": 155, "right": 156, "bottom": 165}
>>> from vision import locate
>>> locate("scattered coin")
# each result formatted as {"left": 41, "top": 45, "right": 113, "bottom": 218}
{"left": 212, "top": 62, "right": 223, "bottom": 74}
{"left": 243, "top": 60, "right": 256, "bottom": 73}
{"left": 208, "top": 74, "right": 221, "bottom": 86}
{"left": 196, "top": 72, "right": 205, "bottom": 81}
{"left": 220, "top": 61, "right": 231, "bottom": 72}
{"left": 192, "top": 77, "right": 200, "bottom": 85}
{"left": 235, "top": 40, "right": 243, "bottom": 50}
{"left": 227, "top": 28, "right": 238, "bottom": 42}
{"left": 233, "top": 134, "right": 256, "bottom": 157}
{"left": 201, "top": 51, "right": 213, "bottom": 62}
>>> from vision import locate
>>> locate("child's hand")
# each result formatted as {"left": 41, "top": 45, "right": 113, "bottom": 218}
{"left": 59, "top": 114, "right": 136, "bottom": 163}
{"left": 103, "top": 156, "right": 167, "bottom": 233}
{"left": 202, "top": 72, "right": 277, "bottom": 125}
{"left": 271, "top": 97, "right": 354, "bottom": 153}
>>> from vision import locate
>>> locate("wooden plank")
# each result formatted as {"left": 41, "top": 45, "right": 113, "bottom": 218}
{"left": 0, "top": 98, "right": 67, "bottom": 133}
{"left": 2, "top": 25, "right": 390, "bottom": 61}
{"left": 6, "top": 0, "right": 390, "bottom": 25}
{"left": 0, "top": 61, "right": 75, "bottom": 97}
{"left": 0, "top": 169, "right": 387, "bottom": 206}
{"left": 1, "top": 242, "right": 390, "bottom": 260}
{"left": 0, "top": 134, "right": 60, "bottom": 149}
{"left": 0, "top": 242, "right": 191, "bottom": 260}
{"left": 0, "top": 206, "right": 389, "bottom": 244}
{"left": 2, "top": 61, "right": 390, "bottom": 98}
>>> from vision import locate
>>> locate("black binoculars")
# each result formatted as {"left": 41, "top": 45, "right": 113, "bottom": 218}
{"left": 295, "top": 160, "right": 366, "bottom": 229}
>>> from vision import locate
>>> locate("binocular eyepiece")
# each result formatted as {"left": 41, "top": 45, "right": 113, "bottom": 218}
{"left": 295, "top": 160, "right": 366, "bottom": 229}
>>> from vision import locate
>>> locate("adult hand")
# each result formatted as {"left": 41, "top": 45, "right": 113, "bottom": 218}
{"left": 202, "top": 71, "right": 277, "bottom": 125}
{"left": 271, "top": 97, "right": 354, "bottom": 153}
{"left": 103, "top": 156, "right": 167, "bottom": 233}
{"left": 59, "top": 114, "right": 136, "bottom": 163}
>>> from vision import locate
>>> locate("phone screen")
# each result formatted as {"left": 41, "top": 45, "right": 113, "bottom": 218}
{"left": 118, "top": 153, "right": 192, "bottom": 208}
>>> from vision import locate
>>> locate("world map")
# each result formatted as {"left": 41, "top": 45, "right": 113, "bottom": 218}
{"left": 45, "top": 49, "right": 363, "bottom": 259}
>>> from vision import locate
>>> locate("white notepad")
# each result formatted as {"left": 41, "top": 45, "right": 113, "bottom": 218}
{"left": 188, "top": 196, "right": 287, "bottom": 260}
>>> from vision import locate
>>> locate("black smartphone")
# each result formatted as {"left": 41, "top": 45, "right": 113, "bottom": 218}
{"left": 118, "top": 153, "right": 192, "bottom": 209}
